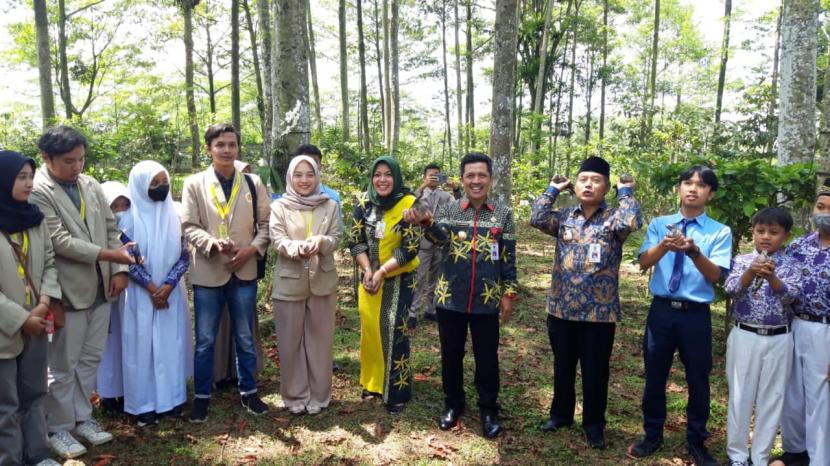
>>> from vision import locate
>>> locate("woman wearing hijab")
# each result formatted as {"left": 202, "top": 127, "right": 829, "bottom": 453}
{"left": 348, "top": 156, "right": 422, "bottom": 414}
{"left": 0, "top": 151, "right": 62, "bottom": 465}
{"left": 270, "top": 156, "right": 341, "bottom": 415}
{"left": 121, "top": 161, "right": 192, "bottom": 427}
{"left": 96, "top": 181, "right": 131, "bottom": 414}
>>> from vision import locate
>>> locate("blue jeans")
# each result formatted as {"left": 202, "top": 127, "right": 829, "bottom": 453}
{"left": 641, "top": 297, "right": 713, "bottom": 444}
{"left": 193, "top": 277, "right": 259, "bottom": 398}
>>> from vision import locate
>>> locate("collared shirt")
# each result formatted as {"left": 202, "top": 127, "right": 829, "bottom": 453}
{"left": 415, "top": 186, "right": 454, "bottom": 249}
{"left": 639, "top": 212, "right": 732, "bottom": 303}
{"left": 724, "top": 250, "right": 798, "bottom": 326}
{"left": 215, "top": 168, "right": 236, "bottom": 198}
{"left": 785, "top": 232, "right": 830, "bottom": 317}
{"left": 530, "top": 186, "right": 642, "bottom": 322}
{"left": 424, "top": 196, "right": 517, "bottom": 315}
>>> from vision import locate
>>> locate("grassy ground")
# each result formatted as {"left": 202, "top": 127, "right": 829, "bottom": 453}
{"left": 68, "top": 225, "right": 748, "bottom": 465}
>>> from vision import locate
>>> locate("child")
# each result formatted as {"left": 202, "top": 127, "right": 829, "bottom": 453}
{"left": 724, "top": 207, "right": 798, "bottom": 466}
{"left": 96, "top": 181, "right": 131, "bottom": 413}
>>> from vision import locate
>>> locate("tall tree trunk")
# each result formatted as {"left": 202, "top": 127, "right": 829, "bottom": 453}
{"left": 390, "top": 0, "right": 401, "bottom": 153}
{"left": 454, "top": 0, "right": 464, "bottom": 158}
{"left": 181, "top": 0, "right": 201, "bottom": 169}
{"left": 528, "top": 0, "right": 557, "bottom": 155}
{"left": 714, "top": 0, "right": 732, "bottom": 125}
{"left": 306, "top": 5, "right": 323, "bottom": 137}
{"left": 598, "top": 0, "right": 608, "bottom": 141}
{"left": 383, "top": 0, "right": 392, "bottom": 151}
{"left": 33, "top": 0, "right": 56, "bottom": 127}
{"left": 817, "top": 23, "right": 830, "bottom": 186}
{"left": 373, "top": 0, "right": 386, "bottom": 143}
{"left": 643, "top": 0, "right": 660, "bottom": 141}
{"left": 231, "top": 0, "right": 241, "bottom": 134}
{"left": 584, "top": 48, "right": 594, "bottom": 142}
{"left": 339, "top": 0, "right": 350, "bottom": 142}
{"left": 242, "top": 0, "right": 265, "bottom": 156}
{"left": 489, "top": 0, "right": 519, "bottom": 205}
{"left": 257, "top": 0, "right": 274, "bottom": 163}
{"left": 205, "top": 22, "right": 217, "bottom": 115}
{"left": 778, "top": 0, "right": 818, "bottom": 166}
{"left": 551, "top": 33, "right": 570, "bottom": 173}
{"left": 357, "top": 0, "right": 372, "bottom": 155}
{"left": 566, "top": 19, "right": 577, "bottom": 173}
{"left": 441, "top": 0, "right": 452, "bottom": 157}
{"left": 57, "top": 0, "right": 73, "bottom": 119}
{"left": 767, "top": 0, "right": 783, "bottom": 157}
{"left": 465, "top": 0, "right": 475, "bottom": 148}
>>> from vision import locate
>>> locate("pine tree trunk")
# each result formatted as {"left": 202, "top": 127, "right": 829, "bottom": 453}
{"left": 231, "top": 0, "right": 242, "bottom": 135}
{"left": 242, "top": 0, "right": 265, "bottom": 157}
{"left": 817, "top": 26, "right": 830, "bottom": 185}
{"left": 33, "top": 0, "right": 55, "bottom": 127}
{"left": 528, "top": 0, "right": 557, "bottom": 155}
{"left": 465, "top": 0, "right": 475, "bottom": 148}
{"left": 584, "top": 49, "right": 594, "bottom": 142}
{"left": 383, "top": 0, "right": 392, "bottom": 151}
{"left": 181, "top": 0, "right": 201, "bottom": 169}
{"left": 306, "top": 5, "right": 323, "bottom": 137}
{"left": 205, "top": 22, "right": 217, "bottom": 115}
{"left": 357, "top": 0, "right": 372, "bottom": 155}
{"left": 257, "top": 0, "right": 274, "bottom": 163}
{"left": 339, "top": 0, "right": 350, "bottom": 142}
{"left": 767, "top": 0, "right": 783, "bottom": 157}
{"left": 390, "top": 0, "right": 401, "bottom": 153}
{"left": 489, "top": 0, "right": 519, "bottom": 205}
{"left": 374, "top": 0, "right": 386, "bottom": 143}
{"left": 714, "top": 0, "right": 732, "bottom": 125}
{"left": 598, "top": 0, "right": 608, "bottom": 141}
{"left": 454, "top": 0, "right": 464, "bottom": 158}
{"left": 441, "top": 0, "right": 452, "bottom": 157}
{"left": 643, "top": 0, "right": 660, "bottom": 141}
{"left": 57, "top": 0, "right": 74, "bottom": 119}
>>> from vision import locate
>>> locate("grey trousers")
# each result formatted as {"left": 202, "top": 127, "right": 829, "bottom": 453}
{"left": 273, "top": 294, "right": 336, "bottom": 410}
{"left": 411, "top": 247, "right": 443, "bottom": 318}
{"left": 45, "top": 301, "right": 110, "bottom": 433}
{"left": 0, "top": 335, "right": 51, "bottom": 466}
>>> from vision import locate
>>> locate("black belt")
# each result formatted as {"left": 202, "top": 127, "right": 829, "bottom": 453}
{"left": 655, "top": 296, "right": 708, "bottom": 311}
{"left": 735, "top": 322, "right": 790, "bottom": 336}
{"left": 796, "top": 313, "right": 830, "bottom": 324}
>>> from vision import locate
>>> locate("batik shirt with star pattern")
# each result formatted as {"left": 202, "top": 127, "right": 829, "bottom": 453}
{"left": 423, "top": 196, "right": 517, "bottom": 315}
{"left": 530, "top": 186, "right": 642, "bottom": 323}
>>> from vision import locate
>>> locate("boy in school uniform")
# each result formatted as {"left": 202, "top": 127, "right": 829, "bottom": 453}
{"left": 774, "top": 180, "right": 830, "bottom": 466}
{"left": 724, "top": 207, "right": 799, "bottom": 466}
{"left": 627, "top": 165, "right": 732, "bottom": 466}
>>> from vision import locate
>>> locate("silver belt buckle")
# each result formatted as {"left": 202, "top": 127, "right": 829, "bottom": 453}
{"left": 670, "top": 300, "right": 683, "bottom": 310}
{"left": 756, "top": 327, "right": 769, "bottom": 335}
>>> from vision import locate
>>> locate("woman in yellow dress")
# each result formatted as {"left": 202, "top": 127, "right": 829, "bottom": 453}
{"left": 348, "top": 156, "right": 421, "bottom": 414}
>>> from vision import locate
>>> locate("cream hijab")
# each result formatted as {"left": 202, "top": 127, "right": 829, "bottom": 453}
{"left": 277, "top": 155, "right": 330, "bottom": 211}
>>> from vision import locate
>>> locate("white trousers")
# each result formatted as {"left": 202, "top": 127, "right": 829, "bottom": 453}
{"left": 780, "top": 318, "right": 830, "bottom": 466}
{"left": 44, "top": 302, "right": 110, "bottom": 433}
{"left": 726, "top": 326, "right": 792, "bottom": 465}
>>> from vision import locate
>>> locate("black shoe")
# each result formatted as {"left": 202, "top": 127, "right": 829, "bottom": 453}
{"left": 627, "top": 435, "right": 663, "bottom": 459}
{"left": 386, "top": 403, "right": 405, "bottom": 415}
{"left": 686, "top": 442, "right": 718, "bottom": 466}
{"left": 541, "top": 418, "right": 573, "bottom": 432}
{"left": 406, "top": 316, "right": 417, "bottom": 330}
{"left": 136, "top": 411, "right": 158, "bottom": 427}
{"left": 241, "top": 394, "right": 269, "bottom": 416}
{"left": 481, "top": 413, "right": 502, "bottom": 439}
{"left": 189, "top": 398, "right": 209, "bottom": 423}
{"left": 361, "top": 389, "right": 381, "bottom": 400}
{"left": 438, "top": 407, "right": 464, "bottom": 430}
{"left": 424, "top": 313, "right": 438, "bottom": 322}
{"left": 100, "top": 397, "right": 123, "bottom": 414}
{"left": 160, "top": 404, "right": 184, "bottom": 419}
{"left": 584, "top": 428, "right": 605, "bottom": 449}
{"left": 332, "top": 361, "right": 341, "bottom": 373}
{"left": 213, "top": 377, "right": 238, "bottom": 392}
{"left": 772, "top": 451, "right": 810, "bottom": 466}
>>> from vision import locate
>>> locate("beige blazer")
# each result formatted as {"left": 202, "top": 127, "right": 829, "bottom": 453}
{"left": 182, "top": 166, "right": 271, "bottom": 287}
{"left": 0, "top": 222, "right": 62, "bottom": 358}
{"left": 269, "top": 199, "right": 341, "bottom": 301}
{"left": 31, "top": 167, "right": 128, "bottom": 310}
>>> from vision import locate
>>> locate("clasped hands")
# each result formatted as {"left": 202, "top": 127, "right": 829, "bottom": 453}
{"left": 213, "top": 239, "right": 259, "bottom": 272}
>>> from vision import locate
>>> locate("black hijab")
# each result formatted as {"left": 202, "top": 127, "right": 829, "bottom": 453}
{"left": 0, "top": 151, "right": 44, "bottom": 234}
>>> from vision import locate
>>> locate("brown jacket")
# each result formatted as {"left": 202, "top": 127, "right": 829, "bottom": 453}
{"left": 0, "top": 222, "right": 62, "bottom": 358}
{"left": 182, "top": 166, "right": 270, "bottom": 286}
{"left": 269, "top": 199, "right": 341, "bottom": 300}
{"left": 31, "top": 167, "right": 127, "bottom": 310}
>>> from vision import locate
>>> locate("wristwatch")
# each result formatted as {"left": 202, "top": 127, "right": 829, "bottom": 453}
{"left": 686, "top": 246, "right": 701, "bottom": 259}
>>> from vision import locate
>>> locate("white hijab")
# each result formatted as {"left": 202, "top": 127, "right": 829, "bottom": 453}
{"left": 123, "top": 161, "right": 182, "bottom": 283}
{"left": 101, "top": 181, "right": 131, "bottom": 229}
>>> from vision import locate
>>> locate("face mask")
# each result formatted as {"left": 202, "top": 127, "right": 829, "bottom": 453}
{"left": 813, "top": 212, "right": 830, "bottom": 234}
{"left": 148, "top": 184, "right": 170, "bottom": 202}
{"left": 113, "top": 211, "right": 125, "bottom": 222}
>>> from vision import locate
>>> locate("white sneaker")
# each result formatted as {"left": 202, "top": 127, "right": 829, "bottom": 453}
{"left": 306, "top": 406, "right": 322, "bottom": 415}
{"left": 288, "top": 405, "right": 305, "bottom": 415}
{"left": 48, "top": 431, "right": 87, "bottom": 459}
{"left": 73, "top": 419, "right": 114, "bottom": 446}
{"left": 35, "top": 459, "right": 63, "bottom": 466}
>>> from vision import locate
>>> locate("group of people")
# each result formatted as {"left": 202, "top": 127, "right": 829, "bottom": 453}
{"left": 0, "top": 122, "right": 827, "bottom": 466}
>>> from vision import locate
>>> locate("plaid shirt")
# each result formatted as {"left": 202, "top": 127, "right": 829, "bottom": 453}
{"left": 530, "top": 187, "right": 642, "bottom": 323}
{"left": 424, "top": 197, "right": 517, "bottom": 315}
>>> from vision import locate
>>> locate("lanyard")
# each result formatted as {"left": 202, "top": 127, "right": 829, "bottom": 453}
{"left": 77, "top": 184, "right": 86, "bottom": 221}
{"left": 13, "top": 231, "right": 31, "bottom": 305}
{"left": 210, "top": 173, "right": 241, "bottom": 237}
{"left": 305, "top": 211, "right": 313, "bottom": 239}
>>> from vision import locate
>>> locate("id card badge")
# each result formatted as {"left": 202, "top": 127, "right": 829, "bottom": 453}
{"left": 588, "top": 243, "right": 602, "bottom": 263}
{"left": 490, "top": 242, "right": 500, "bottom": 261}
{"left": 374, "top": 220, "right": 386, "bottom": 239}
{"left": 218, "top": 222, "right": 229, "bottom": 240}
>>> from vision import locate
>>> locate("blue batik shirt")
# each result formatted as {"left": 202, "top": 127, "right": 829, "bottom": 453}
{"left": 724, "top": 250, "right": 799, "bottom": 327}
{"left": 785, "top": 232, "right": 830, "bottom": 317}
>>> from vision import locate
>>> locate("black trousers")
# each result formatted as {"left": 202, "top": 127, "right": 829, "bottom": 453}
{"left": 437, "top": 308, "right": 500, "bottom": 414}
{"left": 547, "top": 315, "right": 616, "bottom": 433}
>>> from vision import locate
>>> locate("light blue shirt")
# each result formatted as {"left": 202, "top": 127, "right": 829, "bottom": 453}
{"left": 638, "top": 211, "right": 733, "bottom": 303}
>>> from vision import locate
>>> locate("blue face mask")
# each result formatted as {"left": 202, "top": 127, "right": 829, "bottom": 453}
{"left": 113, "top": 211, "right": 125, "bottom": 222}
{"left": 814, "top": 212, "right": 830, "bottom": 234}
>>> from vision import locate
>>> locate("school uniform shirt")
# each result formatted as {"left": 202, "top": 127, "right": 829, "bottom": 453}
{"left": 785, "top": 232, "right": 830, "bottom": 317}
{"left": 423, "top": 196, "right": 517, "bottom": 315}
{"left": 724, "top": 251, "right": 799, "bottom": 326}
{"left": 0, "top": 222, "right": 61, "bottom": 358}
{"left": 530, "top": 186, "right": 642, "bottom": 323}
{"left": 181, "top": 167, "right": 271, "bottom": 287}
{"left": 31, "top": 167, "right": 127, "bottom": 310}
{"left": 639, "top": 212, "right": 733, "bottom": 303}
